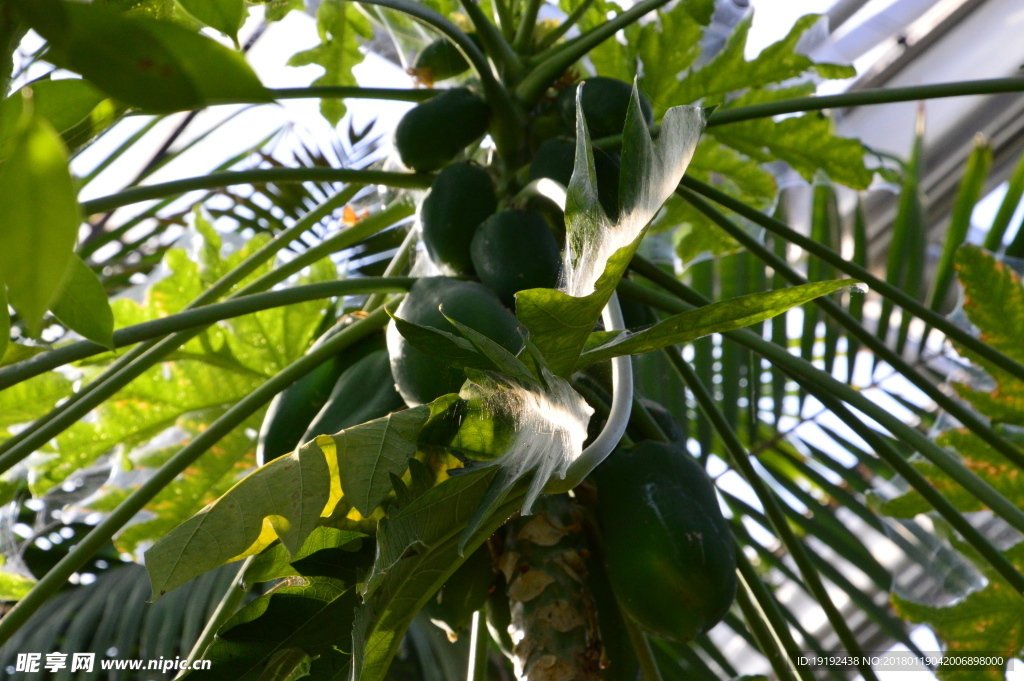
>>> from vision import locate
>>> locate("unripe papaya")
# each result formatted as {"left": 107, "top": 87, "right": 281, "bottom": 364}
{"left": 421, "top": 161, "right": 497, "bottom": 274}
{"left": 529, "top": 138, "right": 621, "bottom": 220}
{"left": 300, "top": 349, "right": 405, "bottom": 443}
{"left": 470, "top": 210, "right": 561, "bottom": 307}
{"left": 595, "top": 441, "right": 737, "bottom": 641}
{"left": 387, "top": 277, "right": 523, "bottom": 407}
{"left": 423, "top": 543, "right": 495, "bottom": 641}
{"left": 556, "top": 77, "right": 654, "bottom": 140}
{"left": 411, "top": 37, "right": 469, "bottom": 84}
{"left": 394, "top": 88, "right": 490, "bottom": 172}
{"left": 257, "top": 333, "right": 385, "bottom": 465}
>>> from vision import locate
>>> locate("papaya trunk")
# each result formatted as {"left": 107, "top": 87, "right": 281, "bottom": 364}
{"left": 501, "top": 494, "right": 602, "bottom": 681}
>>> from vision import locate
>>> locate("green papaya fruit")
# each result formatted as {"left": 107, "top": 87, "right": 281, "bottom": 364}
{"left": 394, "top": 88, "right": 490, "bottom": 172}
{"left": 556, "top": 76, "right": 654, "bottom": 140}
{"left": 256, "top": 332, "right": 384, "bottom": 466}
{"left": 421, "top": 161, "right": 497, "bottom": 274}
{"left": 300, "top": 349, "right": 406, "bottom": 443}
{"left": 529, "top": 137, "right": 622, "bottom": 219}
{"left": 412, "top": 38, "right": 468, "bottom": 83}
{"left": 423, "top": 543, "right": 495, "bottom": 640}
{"left": 470, "top": 209, "right": 561, "bottom": 307}
{"left": 595, "top": 440, "right": 737, "bottom": 641}
{"left": 387, "top": 277, "right": 523, "bottom": 407}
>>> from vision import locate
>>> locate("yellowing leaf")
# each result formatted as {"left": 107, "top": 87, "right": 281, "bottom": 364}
{"left": 893, "top": 541, "right": 1024, "bottom": 681}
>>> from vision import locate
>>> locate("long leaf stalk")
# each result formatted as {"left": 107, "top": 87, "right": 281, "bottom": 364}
{"left": 458, "top": 0, "right": 524, "bottom": 80}
{"left": 79, "top": 168, "right": 433, "bottom": 215}
{"left": 664, "top": 349, "right": 880, "bottom": 681}
{"left": 734, "top": 548, "right": 814, "bottom": 681}
{"left": 619, "top": 279, "right": 1024, "bottom": 593}
{"left": 178, "top": 557, "right": 255, "bottom": 678}
{"left": 515, "top": 0, "right": 673, "bottom": 105}
{"left": 270, "top": 86, "right": 439, "bottom": 102}
{"left": 681, "top": 176, "right": 1024, "bottom": 387}
{"left": 0, "top": 200, "right": 412, "bottom": 474}
{"left": 0, "top": 306, "right": 395, "bottom": 647}
{"left": 0, "top": 278, "right": 416, "bottom": 389}
{"left": 512, "top": 0, "right": 543, "bottom": 52}
{"left": 675, "top": 188, "right": 1024, "bottom": 472}
{"left": 983, "top": 149, "right": 1024, "bottom": 251}
{"left": 536, "top": 0, "right": 597, "bottom": 52}
{"left": 733, "top": 569, "right": 801, "bottom": 681}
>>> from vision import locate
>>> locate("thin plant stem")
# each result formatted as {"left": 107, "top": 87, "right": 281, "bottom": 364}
{"left": 466, "top": 610, "right": 489, "bottom": 681}
{"left": 363, "top": 230, "right": 418, "bottom": 312}
{"left": 80, "top": 168, "right": 433, "bottom": 215}
{"left": 734, "top": 547, "right": 816, "bottom": 681}
{"left": 176, "top": 557, "right": 255, "bottom": 678}
{"left": 536, "top": 0, "right": 597, "bottom": 51}
{"left": 512, "top": 0, "right": 543, "bottom": 52}
{"left": 619, "top": 600, "right": 664, "bottom": 681}
{"left": 0, "top": 278, "right": 415, "bottom": 388}
{"left": 673, "top": 188, "right": 1024, "bottom": 472}
{"left": 681, "top": 176, "right": 1024, "bottom": 387}
{"left": 734, "top": 569, "right": 801, "bottom": 681}
{"left": 269, "top": 86, "right": 438, "bottom": 102}
{"left": 458, "top": 0, "right": 524, "bottom": 79}
{"left": 515, "top": 0, "right": 673, "bottom": 105}
{"left": 665, "top": 347, "right": 879, "bottom": 681}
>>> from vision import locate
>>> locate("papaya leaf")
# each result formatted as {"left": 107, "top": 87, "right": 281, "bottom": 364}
{"left": 51, "top": 254, "right": 115, "bottom": 349}
{"left": 672, "top": 14, "right": 853, "bottom": 107}
{"left": 879, "top": 428, "right": 1024, "bottom": 518}
{"left": 0, "top": 373, "right": 72, "bottom": 439}
{"left": 145, "top": 436, "right": 340, "bottom": 598}
{"left": 14, "top": 0, "right": 271, "bottom": 113}
{"left": 892, "top": 540, "right": 1024, "bottom": 681}
{"left": 0, "top": 114, "right": 80, "bottom": 337}
{"left": 353, "top": 468, "right": 525, "bottom": 681}
{"left": 245, "top": 527, "right": 367, "bottom": 584}
{"left": 387, "top": 312, "right": 493, "bottom": 371}
{"left": 951, "top": 246, "right": 1024, "bottom": 425}
{"left": 0, "top": 570, "right": 35, "bottom": 601}
{"left": 178, "top": 0, "right": 245, "bottom": 43}
{"left": 335, "top": 406, "right": 431, "bottom": 517}
{"left": 108, "top": 412, "right": 261, "bottom": 555}
{"left": 708, "top": 86, "right": 872, "bottom": 189}
{"left": 577, "top": 279, "right": 854, "bottom": 366}
{"left": 287, "top": 0, "right": 371, "bottom": 126}
{"left": 517, "top": 83, "right": 704, "bottom": 377}
{"left": 1, "top": 78, "right": 107, "bottom": 146}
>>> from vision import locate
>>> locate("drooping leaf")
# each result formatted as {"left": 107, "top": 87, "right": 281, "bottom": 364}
{"left": 892, "top": 540, "right": 1024, "bottom": 681}
{"left": 709, "top": 86, "right": 872, "bottom": 189}
{"left": 0, "top": 78, "right": 107, "bottom": 147}
{"left": 672, "top": 14, "right": 854, "bottom": 106}
{"left": 879, "top": 428, "right": 1024, "bottom": 518}
{"left": 517, "top": 84, "right": 704, "bottom": 376}
{"left": 50, "top": 254, "right": 115, "bottom": 349}
{"left": 145, "top": 436, "right": 339, "bottom": 598}
{"left": 179, "top": 0, "right": 245, "bottom": 43}
{"left": 0, "top": 115, "right": 79, "bottom": 337}
{"left": 287, "top": 0, "right": 371, "bottom": 126}
{"left": 951, "top": 246, "right": 1024, "bottom": 425}
{"left": 335, "top": 407, "right": 431, "bottom": 517}
{"left": 244, "top": 527, "right": 367, "bottom": 584}
{"left": 193, "top": 534, "right": 374, "bottom": 681}
{"left": 15, "top": 0, "right": 271, "bottom": 112}
{"left": 353, "top": 468, "right": 523, "bottom": 681}
{"left": 577, "top": 279, "right": 854, "bottom": 366}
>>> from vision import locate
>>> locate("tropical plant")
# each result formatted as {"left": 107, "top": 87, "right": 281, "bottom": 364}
{"left": 1, "top": 0, "right": 1024, "bottom": 679}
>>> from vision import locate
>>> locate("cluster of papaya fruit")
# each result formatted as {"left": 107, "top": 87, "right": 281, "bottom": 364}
{"left": 256, "top": 39, "right": 736, "bottom": 667}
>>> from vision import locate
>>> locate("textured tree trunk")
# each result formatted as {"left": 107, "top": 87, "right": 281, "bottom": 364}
{"left": 500, "top": 494, "right": 602, "bottom": 681}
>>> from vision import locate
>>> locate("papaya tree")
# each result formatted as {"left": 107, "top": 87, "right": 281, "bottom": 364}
{"left": 1, "top": 0, "right": 1024, "bottom": 679}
